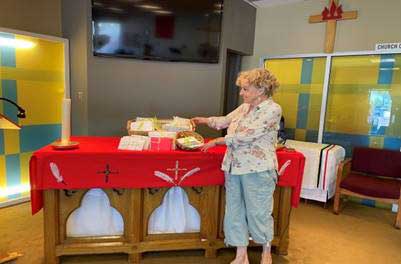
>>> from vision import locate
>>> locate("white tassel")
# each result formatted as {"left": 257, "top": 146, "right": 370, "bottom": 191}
{"left": 50, "top": 162, "right": 66, "bottom": 185}
{"left": 154, "top": 171, "right": 175, "bottom": 185}
{"left": 278, "top": 160, "right": 291, "bottom": 176}
{"left": 178, "top": 167, "right": 200, "bottom": 185}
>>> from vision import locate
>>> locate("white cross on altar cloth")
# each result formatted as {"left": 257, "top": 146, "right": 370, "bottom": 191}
{"left": 167, "top": 160, "right": 187, "bottom": 181}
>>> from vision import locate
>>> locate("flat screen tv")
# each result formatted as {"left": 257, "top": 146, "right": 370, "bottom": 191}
{"left": 92, "top": 0, "right": 224, "bottom": 63}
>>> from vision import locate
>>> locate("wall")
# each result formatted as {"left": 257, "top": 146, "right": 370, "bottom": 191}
{"left": 62, "top": 0, "right": 256, "bottom": 136}
{"left": 0, "top": 0, "right": 61, "bottom": 36}
{"left": 242, "top": 0, "right": 401, "bottom": 69}
{"left": 61, "top": 0, "right": 90, "bottom": 135}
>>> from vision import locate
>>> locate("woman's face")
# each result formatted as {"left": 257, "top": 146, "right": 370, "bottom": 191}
{"left": 239, "top": 83, "right": 263, "bottom": 105}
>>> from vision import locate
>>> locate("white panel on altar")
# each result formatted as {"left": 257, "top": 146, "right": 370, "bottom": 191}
{"left": 66, "top": 188, "right": 124, "bottom": 237}
{"left": 285, "top": 140, "right": 345, "bottom": 202}
{"left": 148, "top": 187, "right": 200, "bottom": 234}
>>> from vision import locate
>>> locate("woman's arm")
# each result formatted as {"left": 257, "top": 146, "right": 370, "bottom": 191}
{"left": 192, "top": 104, "right": 246, "bottom": 130}
{"left": 191, "top": 117, "right": 209, "bottom": 125}
{"left": 225, "top": 105, "right": 282, "bottom": 148}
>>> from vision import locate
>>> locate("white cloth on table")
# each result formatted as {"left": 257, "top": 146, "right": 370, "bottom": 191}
{"left": 148, "top": 186, "right": 200, "bottom": 234}
{"left": 66, "top": 188, "right": 124, "bottom": 237}
{"left": 285, "top": 140, "right": 328, "bottom": 189}
{"left": 285, "top": 140, "right": 345, "bottom": 202}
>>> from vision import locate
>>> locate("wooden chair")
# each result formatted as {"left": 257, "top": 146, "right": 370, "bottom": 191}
{"left": 333, "top": 147, "right": 401, "bottom": 229}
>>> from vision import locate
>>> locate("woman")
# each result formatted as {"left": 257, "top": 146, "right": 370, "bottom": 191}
{"left": 192, "top": 68, "right": 281, "bottom": 264}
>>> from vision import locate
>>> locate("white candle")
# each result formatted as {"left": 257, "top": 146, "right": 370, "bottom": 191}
{"left": 61, "top": 98, "right": 71, "bottom": 144}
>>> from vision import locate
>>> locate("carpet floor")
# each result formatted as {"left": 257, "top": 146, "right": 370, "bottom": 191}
{"left": 1, "top": 200, "right": 400, "bottom": 264}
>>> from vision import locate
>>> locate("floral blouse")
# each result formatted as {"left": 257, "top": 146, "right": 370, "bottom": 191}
{"left": 208, "top": 98, "right": 282, "bottom": 175}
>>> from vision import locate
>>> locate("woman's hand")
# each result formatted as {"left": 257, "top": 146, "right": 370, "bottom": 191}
{"left": 201, "top": 137, "right": 225, "bottom": 152}
{"left": 191, "top": 117, "right": 208, "bottom": 125}
{"left": 201, "top": 140, "right": 216, "bottom": 152}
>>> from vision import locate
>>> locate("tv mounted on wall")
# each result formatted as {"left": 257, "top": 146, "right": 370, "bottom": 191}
{"left": 91, "top": 0, "right": 224, "bottom": 63}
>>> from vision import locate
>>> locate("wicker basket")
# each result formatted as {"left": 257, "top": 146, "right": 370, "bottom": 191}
{"left": 176, "top": 131, "right": 204, "bottom": 150}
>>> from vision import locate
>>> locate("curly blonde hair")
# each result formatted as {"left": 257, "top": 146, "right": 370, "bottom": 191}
{"left": 235, "top": 68, "right": 279, "bottom": 97}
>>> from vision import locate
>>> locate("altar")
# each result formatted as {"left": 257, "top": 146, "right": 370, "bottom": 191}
{"left": 29, "top": 136, "right": 305, "bottom": 264}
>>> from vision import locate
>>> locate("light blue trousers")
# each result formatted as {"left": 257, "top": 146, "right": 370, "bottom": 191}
{"left": 224, "top": 170, "right": 277, "bottom": 247}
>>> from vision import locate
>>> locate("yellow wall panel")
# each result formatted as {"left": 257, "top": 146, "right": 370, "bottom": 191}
{"left": 18, "top": 80, "right": 63, "bottom": 125}
{"left": 4, "top": 130, "right": 20, "bottom": 154}
{"left": 390, "top": 84, "right": 401, "bottom": 96}
{"left": 20, "top": 152, "right": 33, "bottom": 185}
{"left": 266, "top": 59, "right": 302, "bottom": 85}
{"left": 312, "top": 58, "right": 326, "bottom": 84}
{"left": 15, "top": 36, "right": 64, "bottom": 71}
{"left": 325, "top": 94, "right": 370, "bottom": 134}
{"left": 297, "top": 84, "right": 314, "bottom": 93}
{"left": 0, "top": 155, "right": 6, "bottom": 201}
{"left": 392, "top": 56, "right": 400, "bottom": 84}
{"left": 309, "top": 84, "right": 323, "bottom": 95}
{"left": 307, "top": 94, "right": 322, "bottom": 130}
{"left": 0, "top": 156, "right": 6, "bottom": 188}
{"left": 274, "top": 92, "right": 298, "bottom": 128}
{"left": 330, "top": 56, "right": 380, "bottom": 85}
{"left": 0, "top": 66, "right": 63, "bottom": 83}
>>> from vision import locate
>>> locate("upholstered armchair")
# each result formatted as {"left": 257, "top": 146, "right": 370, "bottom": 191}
{"left": 333, "top": 147, "right": 401, "bottom": 229}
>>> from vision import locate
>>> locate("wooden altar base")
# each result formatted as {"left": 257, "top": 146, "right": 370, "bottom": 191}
{"left": 43, "top": 185, "right": 292, "bottom": 264}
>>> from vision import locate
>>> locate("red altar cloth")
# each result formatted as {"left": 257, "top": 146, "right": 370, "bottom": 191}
{"left": 30, "top": 136, "right": 305, "bottom": 214}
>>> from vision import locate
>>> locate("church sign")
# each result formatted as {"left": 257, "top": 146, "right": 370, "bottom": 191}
{"left": 375, "top": 42, "right": 401, "bottom": 52}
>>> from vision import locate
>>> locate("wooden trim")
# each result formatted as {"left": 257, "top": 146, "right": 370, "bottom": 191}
{"left": 338, "top": 159, "right": 351, "bottom": 182}
{"left": 276, "top": 187, "right": 291, "bottom": 255}
{"left": 145, "top": 233, "right": 199, "bottom": 241}
{"left": 64, "top": 236, "right": 125, "bottom": 244}
{"left": 333, "top": 158, "right": 352, "bottom": 214}
{"left": 138, "top": 239, "right": 208, "bottom": 252}
{"left": 334, "top": 161, "right": 345, "bottom": 195}
{"left": 56, "top": 242, "right": 132, "bottom": 256}
{"left": 44, "top": 190, "right": 60, "bottom": 264}
{"left": 340, "top": 189, "right": 398, "bottom": 204}
{"left": 130, "top": 189, "right": 142, "bottom": 262}
{"left": 200, "top": 185, "right": 219, "bottom": 258}
{"left": 396, "top": 186, "right": 401, "bottom": 229}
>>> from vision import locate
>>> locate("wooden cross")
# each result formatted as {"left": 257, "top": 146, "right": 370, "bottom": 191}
{"left": 167, "top": 160, "right": 187, "bottom": 181}
{"left": 97, "top": 164, "right": 119, "bottom": 183}
{"left": 309, "top": 0, "right": 358, "bottom": 53}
